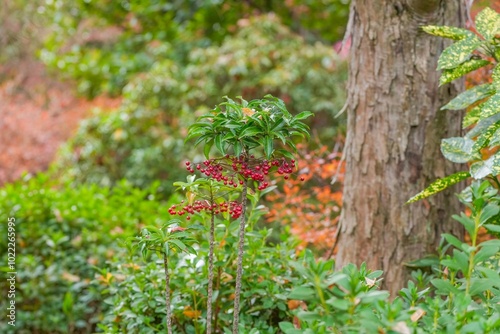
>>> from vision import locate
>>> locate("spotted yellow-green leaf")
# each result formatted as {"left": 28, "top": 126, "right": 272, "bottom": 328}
{"left": 437, "top": 37, "right": 482, "bottom": 70}
{"left": 441, "top": 137, "right": 475, "bottom": 163}
{"left": 463, "top": 106, "right": 482, "bottom": 128}
{"left": 407, "top": 171, "right": 470, "bottom": 204}
{"left": 439, "top": 59, "right": 490, "bottom": 85}
{"left": 472, "top": 121, "right": 500, "bottom": 152}
{"left": 422, "top": 25, "right": 474, "bottom": 40}
{"left": 442, "top": 84, "right": 494, "bottom": 110}
{"left": 467, "top": 112, "right": 500, "bottom": 139}
{"left": 492, "top": 153, "right": 500, "bottom": 176}
{"left": 479, "top": 92, "right": 500, "bottom": 119}
{"left": 470, "top": 157, "right": 494, "bottom": 179}
{"left": 488, "top": 127, "right": 500, "bottom": 146}
{"left": 476, "top": 8, "right": 500, "bottom": 41}
{"left": 492, "top": 64, "right": 500, "bottom": 90}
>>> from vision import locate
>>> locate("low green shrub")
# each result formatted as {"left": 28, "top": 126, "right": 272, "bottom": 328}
{"left": 0, "top": 174, "right": 178, "bottom": 333}
{"left": 98, "top": 227, "right": 304, "bottom": 333}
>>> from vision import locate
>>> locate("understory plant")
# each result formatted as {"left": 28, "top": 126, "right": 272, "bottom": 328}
{"left": 408, "top": 8, "right": 500, "bottom": 207}
{"left": 125, "top": 95, "right": 312, "bottom": 333}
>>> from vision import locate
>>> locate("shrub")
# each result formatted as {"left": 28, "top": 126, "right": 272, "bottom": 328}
{"left": 0, "top": 174, "right": 177, "bottom": 333}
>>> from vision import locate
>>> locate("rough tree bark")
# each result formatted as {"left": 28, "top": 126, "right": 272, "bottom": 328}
{"left": 336, "top": 0, "right": 466, "bottom": 295}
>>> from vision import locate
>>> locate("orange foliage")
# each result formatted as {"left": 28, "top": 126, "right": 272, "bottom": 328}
{"left": 266, "top": 141, "right": 344, "bottom": 253}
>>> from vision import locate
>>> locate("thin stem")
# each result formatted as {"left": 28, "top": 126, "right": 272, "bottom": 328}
{"left": 465, "top": 213, "right": 480, "bottom": 295}
{"left": 214, "top": 267, "right": 222, "bottom": 332}
{"left": 163, "top": 253, "right": 173, "bottom": 334}
{"left": 206, "top": 187, "right": 216, "bottom": 334}
{"left": 232, "top": 181, "right": 248, "bottom": 334}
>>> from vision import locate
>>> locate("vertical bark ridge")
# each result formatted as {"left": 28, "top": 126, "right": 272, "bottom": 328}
{"left": 336, "top": 0, "right": 466, "bottom": 295}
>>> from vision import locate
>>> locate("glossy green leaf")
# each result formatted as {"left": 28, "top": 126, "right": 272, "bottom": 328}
{"left": 215, "top": 134, "right": 225, "bottom": 155}
{"left": 441, "top": 137, "right": 475, "bottom": 163}
{"left": 439, "top": 59, "right": 490, "bottom": 85}
{"left": 263, "top": 135, "right": 273, "bottom": 158}
{"left": 437, "top": 37, "right": 481, "bottom": 70}
{"left": 203, "top": 140, "right": 213, "bottom": 159}
{"left": 406, "top": 171, "right": 470, "bottom": 203}
{"left": 422, "top": 25, "right": 474, "bottom": 40}
{"left": 293, "top": 111, "right": 314, "bottom": 121}
{"left": 442, "top": 84, "right": 494, "bottom": 110}
{"left": 476, "top": 7, "right": 500, "bottom": 41}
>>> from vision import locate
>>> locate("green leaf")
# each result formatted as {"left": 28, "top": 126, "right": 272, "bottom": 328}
{"left": 443, "top": 233, "right": 466, "bottom": 251}
{"left": 476, "top": 8, "right": 500, "bottom": 41}
{"left": 474, "top": 244, "right": 500, "bottom": 263}
{"left": 288, "top": 286, "right": 315, "bottom": 301}
{"left": 467, "top": 112, "right": 500, "bottom": 138}
{"left": 203, "top": 140, "right": 213, "bottom": 159}
{"left": 215, "top": 134, "right": 225, "bottom": 155}
{"left": 453, "top": 213, "right": 476, "bottom": 236}
{"left": 407, "top": 171, "right": 470, "bottom": 203}
{"left": 233, "top": 141, "right": 242, "bottom": 157}
{"left": 437, "top": 36, "right": 481, "bottom": 70}
{"left": 263, "top": 135, "right": 273, "bottom": 158}
{"left": 294, "top": 111, "right": 314, "bottom": 121}
{"left": 238, "top": 126, "right": 261, "bottom": 139}
{"left": 484, "top": 223, "right": 500, "bottom": 233}
{"left": 431, "top": 278, "right": 460, "bottom": 294}
{"left": 169, "top": 239, "right": 188, "bottom": 253}
{"left": 440, "top": 137, "right": 475, "bottom": 163}
{"left": 491, "top": 151, "right": 500, "bottom": 176}
{"left": 422, "top": 25, "right": 474, "bottom": 40}
{"left": 296, "top": 311, "right": 323, "bottom": 322}
{"left": 472, "top": 121, "right": 500, "bottom": 151}
{"left": 479, "top": 204, "right": 500, "bottom": 225}
{"left": 469, "top": 278, "right": 497, "bottom": 296}
{"left": 479, "top": 92, "right": 500, "bottom": 119}
{"left": 463, "top": 106, "right": 482, "bottom": 128}
{"left": 439, "top": 59, "right": 490, "bottom": 85}
{"left": 488, "top": 126, "right": 500, "bottom": 146}
{"left": 442, "top": 84, "right": 494, "bottom": 110}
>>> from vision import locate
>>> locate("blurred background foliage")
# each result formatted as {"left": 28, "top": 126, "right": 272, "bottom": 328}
{"left": 46, "top": 2, "right": 349, "bottom": 194}
{"left": 0, "top": 0, "right": 350, "bottom": 332}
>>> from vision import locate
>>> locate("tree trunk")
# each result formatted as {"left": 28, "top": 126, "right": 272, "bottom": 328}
{"left": 336, "top": 0, "right": 466, "bottom": 296}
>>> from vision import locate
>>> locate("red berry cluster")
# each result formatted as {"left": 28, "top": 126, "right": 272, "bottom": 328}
{"left": 185, "top": 155, "right": 298, "bottom": 190}
{"left": 168, "top": 200, "right": 243, "bottom": 220}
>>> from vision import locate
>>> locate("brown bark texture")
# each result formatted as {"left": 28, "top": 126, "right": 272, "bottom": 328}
{"left": 336, "top": 0, "right": 466, "bottom": 296}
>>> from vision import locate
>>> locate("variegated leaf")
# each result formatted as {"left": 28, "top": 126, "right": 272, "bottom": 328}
{"left": 441, "top": 137, "right": 475, "bottom": 163}
{"left": 476, "top": 7, "right": 500, "bottom": 41}
{"left": 472, "top": 121, "right": 500, "bottom": 152}
{"left": 422, "top": 25, "right": 474, "bottom": 40}
{"left": 492, "top": 152, "right": 500, "bottom": 176}
{"left": 442, "top": 84, "right": 494, "bottom": 110}
{"left": 493, "top": 64, "right": 500, "bottom": 90}
{"left": 470, "top": 157, "right": 494, "bottom": 179}
{"left": 437, "top": 37, "right": 481, "bottom": 70}
{"left": 463, "top": 106, "right": 482, "bottom": 128}
{"left": 407, "top": 171, "right": 470, "bottom": 204}
{"left": 467, "top": 112, "right": 500, "bottom": 138}
{"left": 488, "top": 127, "right": 500, "bottom": 146}
{"left": 478, "top": 92, "right": 500, "bottom": 119}
{"left": 439, "top": 59, "right": 490, "bottom": 86}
